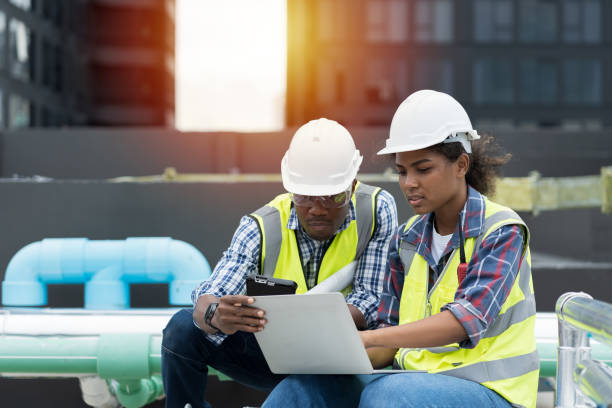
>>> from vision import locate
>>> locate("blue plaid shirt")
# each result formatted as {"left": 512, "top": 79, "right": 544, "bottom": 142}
{"left": 377, "top": 186, "right": 527, "bottom": 349}
{"left": 193, "top": 189, "right": 398, "bottom": 344}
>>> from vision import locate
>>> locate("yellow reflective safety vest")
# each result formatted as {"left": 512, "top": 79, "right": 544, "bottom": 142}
{"left": 396, "top": 199, "right": 539, "bottom": 408}
{"left": 249, "top": 182, "right": 381, "bottom": 294}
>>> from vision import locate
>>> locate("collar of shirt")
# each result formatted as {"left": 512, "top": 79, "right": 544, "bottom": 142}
{"left": 286, "top": 200, "right": 356, "bottom": 235}
{"left": 401, "top": 186, "right": 486, "bottom": 268}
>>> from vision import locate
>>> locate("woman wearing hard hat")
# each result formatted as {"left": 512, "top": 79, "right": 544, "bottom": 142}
{"left": 263, "top": 90, "right": 538, "bottom": 408}
{"left": 357, "top": 90, "right": 538, "bottom": 407}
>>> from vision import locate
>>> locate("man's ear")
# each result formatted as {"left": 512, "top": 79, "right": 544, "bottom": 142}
{"left": 456, "top": 153, "right": 470, "bottom": 178}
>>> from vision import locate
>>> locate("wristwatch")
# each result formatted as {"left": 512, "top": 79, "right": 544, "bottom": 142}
{"left": 204, "top": 302, "right": 220, "bottom": 332}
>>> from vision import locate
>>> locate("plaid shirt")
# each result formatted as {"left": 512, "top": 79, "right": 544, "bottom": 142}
{"left": 194, "top": 189, "right": 397, "bottom": 344}
{"left": 377, "top": 186, "right": 526, "bottom": 349}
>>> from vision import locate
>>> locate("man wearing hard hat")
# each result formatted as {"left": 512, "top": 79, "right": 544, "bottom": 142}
{"left": 161, "top": 118, "right": 398, "bottom": 408}
{"left": 263, "top": 91, "right": 537, "bottom": 408}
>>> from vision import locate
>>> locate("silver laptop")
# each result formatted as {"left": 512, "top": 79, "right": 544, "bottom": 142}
{"left": 252, "top": 292, "right": 423, "bottom": 375}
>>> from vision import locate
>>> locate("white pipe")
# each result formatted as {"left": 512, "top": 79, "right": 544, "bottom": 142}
{"left": 79, "top": 375, "right": 120, "bottom": 408}
{"left": 0, "top": 308, "right": 178, "bottom": 336}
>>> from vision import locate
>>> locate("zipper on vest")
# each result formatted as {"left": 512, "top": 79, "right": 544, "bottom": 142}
{"left": 425, "top": 248, "right": 458, "bottom": 317}
{"left": 313, "top": 237, "right": 335, "bottom": 288}
{"left": 424, "top": 277, "right": 430, "bottom": 318}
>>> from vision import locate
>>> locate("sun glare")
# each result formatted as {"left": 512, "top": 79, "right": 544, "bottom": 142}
{"left": 176, "top": 0, "right": 287, "bottom": 132}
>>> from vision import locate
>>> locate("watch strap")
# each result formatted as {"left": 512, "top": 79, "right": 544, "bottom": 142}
{"left": 204, "top": 302, "right": 220, "bottom": 332}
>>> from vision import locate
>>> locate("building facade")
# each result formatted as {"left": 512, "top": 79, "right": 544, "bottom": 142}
{"left": 0, "top": 0, "right": 174, "bottom": 128}
{"left": 287, "top": 0, "right": 612, "bottom": 130}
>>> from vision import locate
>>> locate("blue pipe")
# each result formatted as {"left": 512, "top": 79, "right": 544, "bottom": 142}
{"left": 1, "top": 237, "right": 211, "bottom": 309}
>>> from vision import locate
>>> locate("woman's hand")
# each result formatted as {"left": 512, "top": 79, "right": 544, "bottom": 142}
{"left": 359, "top": 329, "right": 373, "bottom": 348}
{"left": 358, "top": 311, "right": 467, "bottom": 349}
{"left": 360, "top": 330, "right": 398, "bottom": 368}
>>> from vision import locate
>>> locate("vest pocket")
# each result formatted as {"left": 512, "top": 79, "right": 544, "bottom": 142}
{"left": 432, "top": 284, "right": 457, "bottom": 312}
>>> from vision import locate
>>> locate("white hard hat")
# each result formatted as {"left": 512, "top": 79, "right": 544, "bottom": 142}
{"left": 377, "top": 90, "right": 480, "bottom": 155}
{"left": 281, "top": 118, "right": 363, "bottom": 196}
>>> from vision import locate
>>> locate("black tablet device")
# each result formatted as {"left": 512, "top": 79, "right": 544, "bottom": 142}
{"left": 246, "top": 274, "right": 298, "bottom": 296}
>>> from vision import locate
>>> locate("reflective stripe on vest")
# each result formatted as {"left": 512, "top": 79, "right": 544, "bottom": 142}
{"left": 396, "top": 199, "right": 538, "bottom": 408}
{"left": 251, "top": 182, "right": 380, "bottom": 287}
{"left": 398, "top": 241, "right": 536, "bottom": 341}
{"left": 441, "top": 349, "right": 540, "bottom": 384}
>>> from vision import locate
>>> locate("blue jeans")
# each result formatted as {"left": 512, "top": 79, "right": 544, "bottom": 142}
{"left": 161, "top": 308, "right": 286, "bottom": 408}
{"left": 263, "top": 372, "right": 512, "bottom": 408}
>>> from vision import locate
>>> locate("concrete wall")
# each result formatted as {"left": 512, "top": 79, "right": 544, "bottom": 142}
{"left": 1, "top": 127, "right": 611, "bottom": 179}
{"left": 0, "top": 180, "right": 610, "bottom": 311}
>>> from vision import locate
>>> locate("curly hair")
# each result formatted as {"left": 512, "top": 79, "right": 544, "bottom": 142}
{"left": 429, "top": 135, "right": 511, "bottom": 196}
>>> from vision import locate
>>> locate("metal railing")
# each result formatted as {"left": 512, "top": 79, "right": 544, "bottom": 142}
{"left": 555, "top": 292, "right": 612, "bottom": 407}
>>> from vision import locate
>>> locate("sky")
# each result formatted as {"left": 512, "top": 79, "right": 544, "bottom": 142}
{"left": 175, "top": 0, "right": 287, "bottom": 132}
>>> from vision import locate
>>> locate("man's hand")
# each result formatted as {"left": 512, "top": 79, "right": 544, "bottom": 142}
{"left": 194, "top": 294, "right": 266, "bottom": 335}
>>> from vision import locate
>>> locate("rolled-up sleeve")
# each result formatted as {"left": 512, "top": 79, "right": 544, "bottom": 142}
{"left": 443, "top": 224, "right": 526, "bottom": 348}
{"left": 190, "top": 216, "right": 261, "bottom": 345}
{"left": 346, "top": 190, "right": 398, "bottom": 329}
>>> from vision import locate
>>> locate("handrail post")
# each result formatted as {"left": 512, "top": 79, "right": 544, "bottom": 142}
{"left": 555, "top": 292, "right": 593, "bottom": 408}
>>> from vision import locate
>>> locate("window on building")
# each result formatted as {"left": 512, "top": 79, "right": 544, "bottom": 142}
{"left": 415, "top": 0, "right": 453, "bottom": 43}
{"left": 519, "top": 60, "right": 557, "bottom": 104}
{"left": 366, "top": 0, "right": 408, "bottom": 43}
{"left": 0, "top": 89, "right": 4, "bottom": 128}
{"left": 9, "top": 18, "right": 32, "bottom": 82}
{"left": 42, "top": 108, "right": 52, "bottom": 126}
{"left": 561, "top": 119, "right": 602, "bottom": 131}
{"left": 414, "top": 59, "right": 453, "bottom": 95}
{"left": 335, "top": 72, "right": 345, "bottom": 104}
{"left": 317, "top": 61, "right": 346, "bottom": 104}
{"left": 563, "top": 60, "right": 601, "bottom": 104}
{"left": 9, "top": 0, "right": 32, "bottom": 11}
{"left": 43, "top": 1, "right": 63, "bottom": 26}
{"left": 475, "top": 119, "right": 515, "bottom": 130}
{"left": 42, "top": 40, "right": 52, "bottom": 88}
{"left": 42, "top": 40, "right": 63, "bottom": 92}
{"left": 562, "top": 0, "right": 600, "bottom": 43}
{"left": 54, "top": 45, "right": 63, "bottom": 92}
{"left": 317, "top": 0, "right": 349, "bottom": 41}
{"left": 474, "top": 0, "right": 513, "bottom": 42}
{"left": 42, "top": 107, "right": 65, "bottom": 127}
{"left": 365, "top": 60, "right": 408, "bottom": 104}
{"left": 0, "top": 12, "right": 5, "bottom": 69}
{"left": 473, "top": 59, "right": 514, "bottom": 104}
{"left": 519, "top": 0, "right": 557, "bottom": 42}
{"left": 9, "top": 94, "right": 30, "bottom": 129}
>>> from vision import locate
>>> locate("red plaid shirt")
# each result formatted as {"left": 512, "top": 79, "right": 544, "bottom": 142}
{"left": 377, "top": 186, "right": 527, "bottom": 349}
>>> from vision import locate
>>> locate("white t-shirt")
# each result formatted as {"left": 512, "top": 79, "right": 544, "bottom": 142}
{"left": 432, "top": 225, "right": 453, "bottom": 265}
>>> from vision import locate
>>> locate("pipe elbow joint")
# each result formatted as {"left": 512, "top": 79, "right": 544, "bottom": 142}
{"left": 167, "top": 239, "right": 212, "bottom": 306}
{"left": 112, "top": 376, "right": 163, "bottom": 408}
{"left": 556, "top": 291, "right": 593, "bottom": 321}
{"left": 85, "top": 265, "right": 128, "bottom": 309}
{"left": 2, "top": 242, "right": 46, "bottom": 306}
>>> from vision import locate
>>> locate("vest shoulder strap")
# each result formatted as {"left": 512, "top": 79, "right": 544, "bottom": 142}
{"left": 474, "top": 203, "right": 529, "bottom": 253}
{"left": 251, "top": 204, "right": 282, "bottom": 277}
{"left": 354, "top": 182, "right": 381, "bottom": 261}
{"left": 398, "top": 215, "right": 420, "bottom": 272}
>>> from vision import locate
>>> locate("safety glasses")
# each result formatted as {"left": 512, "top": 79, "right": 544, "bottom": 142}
{"left": 290, "top": 189, "right": 352, "bottom": 209}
